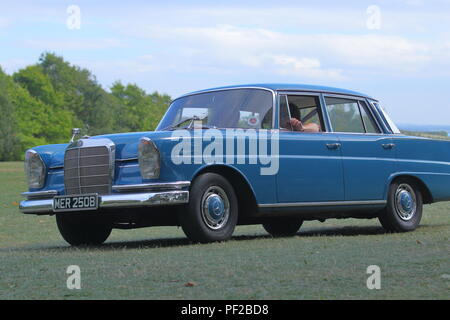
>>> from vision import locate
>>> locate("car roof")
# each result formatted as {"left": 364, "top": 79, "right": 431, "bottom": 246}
{"left": 179, "top": 83, "right": 375, "bottom": 100}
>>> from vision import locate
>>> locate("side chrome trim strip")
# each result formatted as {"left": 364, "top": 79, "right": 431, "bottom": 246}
{"left": 100, "top": 191, "right": 189, "bottom": 208}
{"left": 259, "top": 200, "right": 387, "bottom": 208}
{"left": 112, "top": 181, "right": 191, "bottom": 192}
{"left": 115, "top": 157, "right": 139, "bottom": 162}
{"left": 49, "top": 166, "right": 64, "bottom": 170}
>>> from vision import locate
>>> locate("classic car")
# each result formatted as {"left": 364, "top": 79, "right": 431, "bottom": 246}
{"left": 19, "top": 84, "right": 450, "bottom": 246}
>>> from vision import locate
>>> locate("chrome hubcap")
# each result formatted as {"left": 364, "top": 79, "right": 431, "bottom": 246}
{"left": 394, "top": 183, "right": 417, "bottom": 221}
{"left": 201, "top": 186, "right": 230, "bottom": 230}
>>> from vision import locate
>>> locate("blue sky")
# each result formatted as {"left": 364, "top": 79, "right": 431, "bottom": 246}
{"left": 1, "top": 0, "right": 450, "bottom": 126}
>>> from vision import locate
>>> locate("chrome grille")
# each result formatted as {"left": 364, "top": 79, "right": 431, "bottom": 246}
{"left": 64, "top": 139, "right": 115, "bottom": 195}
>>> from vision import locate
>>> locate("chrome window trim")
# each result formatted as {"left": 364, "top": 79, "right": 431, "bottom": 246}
{"left": 259, "top": 200, "right": 387, "bottom": 208}
{"left": 321, "top": 93, "right": 368, "bottom": 101}
{"left": 277, "top": 91, "right": 322, "bottom": 97}
{"left": 175, "top": 86, "right": 276, "bottom": 100}
{"left": 277, "top": 89, "right": 376, "bottom": 101}
{"left": 158, "top": 87, "right": 277, "bottom": 130}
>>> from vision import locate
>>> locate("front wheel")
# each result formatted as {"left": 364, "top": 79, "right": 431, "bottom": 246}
{"left": 378, "top": 179, "right": 423, "bottom": 232}
{"left": 56, "top": 214, "right": 112, "bottom": 246}
{"left": 180, "top": 173, "right": 238, "bottom": 243}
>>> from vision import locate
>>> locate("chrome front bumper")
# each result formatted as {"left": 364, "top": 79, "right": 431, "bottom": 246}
{"left": 20, "top": 190, "right": 189, "bottom": 214}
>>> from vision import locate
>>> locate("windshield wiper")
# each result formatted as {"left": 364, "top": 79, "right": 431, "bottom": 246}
{"left": 162, "top": 116, "right": 217, "bottom": 131}
{"left": 161, "top": 116, "right": 201, "bottom": 131}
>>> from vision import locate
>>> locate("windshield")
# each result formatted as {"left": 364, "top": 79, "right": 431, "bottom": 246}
{"left": 157, "top": 89, "right": 274, "bottom": 130}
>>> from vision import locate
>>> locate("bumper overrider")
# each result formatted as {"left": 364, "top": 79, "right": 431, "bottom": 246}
{"left": 19, "top": 182, "right": 190, "bottom": 214}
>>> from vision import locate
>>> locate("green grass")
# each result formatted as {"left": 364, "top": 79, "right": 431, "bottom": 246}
{"left": 0, "top": 162, "right": 449, "bottom": 300}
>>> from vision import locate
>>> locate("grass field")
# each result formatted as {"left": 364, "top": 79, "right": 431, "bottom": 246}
{"left": 0, "top": 161, "right": 449, "bottom": 300}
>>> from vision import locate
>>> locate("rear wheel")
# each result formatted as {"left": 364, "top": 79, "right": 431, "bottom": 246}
{"left": 263, "top": 217, "right": 303, "bottom": 237}
{"left": 379, "top": 179, "right": 423, "bottom": 232}
{"left": 56, "top": 213, "right": 112, "bottom": 246}
{"left": 180, "top": 173, "right": 238, "bottom": 243}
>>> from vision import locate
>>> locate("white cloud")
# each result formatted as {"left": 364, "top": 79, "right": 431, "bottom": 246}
{"left": 269, "top": 55, "right": 320, "bottom": 69}
{"left": 121, "top": 25, "right": 345, "bottom": 80}
{"left": 241, "top": 54, "right": 344, "bottom": 79}
{"left": 314, "top": 34, "right": 431, "bottom": 67}
{"left": 126, "top": 24, "right": 431, "bottom": 77}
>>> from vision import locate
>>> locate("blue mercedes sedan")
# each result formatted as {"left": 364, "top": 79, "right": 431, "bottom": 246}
{"left": 19, "top": 84, "right": 450, "bottom": 245}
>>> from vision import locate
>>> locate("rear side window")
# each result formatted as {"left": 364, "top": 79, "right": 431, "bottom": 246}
{"left": 325, "top": 97, "right": 364, "bottom": 133}
{"left": 359, "top": 101, "right": 380, "bottom": 133}
{"left": 325, "top": 97, "right": 380, "bottom": 134}
{"left": 372, "top": 101, "right": 401, "bottom": 134}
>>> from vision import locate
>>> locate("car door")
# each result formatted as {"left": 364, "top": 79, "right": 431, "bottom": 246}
{"left": 276, "top": 93, "right": 345, "bottom": 203}
{"left": 324, "top": 95, "right": 396, "bottom": 201}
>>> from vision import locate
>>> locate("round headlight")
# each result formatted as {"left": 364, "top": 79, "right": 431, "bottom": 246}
{"left": 24, "top": 149, "right": 46, "bottom": 189}
{"left": 138, "top": 137, "right": 160, "bottom": 179}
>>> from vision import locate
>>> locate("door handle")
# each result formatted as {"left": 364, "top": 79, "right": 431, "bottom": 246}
{"left": 326, "top": 143, "right": 341, "bottom": 150}
{"left": 382, "top": 143, "right": 395, "bottom": 150}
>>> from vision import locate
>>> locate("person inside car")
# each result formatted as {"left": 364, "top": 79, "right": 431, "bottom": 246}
{"left": 287, "top": 103, "right": 321, "bottom": 133}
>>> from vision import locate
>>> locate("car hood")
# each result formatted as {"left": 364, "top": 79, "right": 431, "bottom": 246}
{"left": 94, "top": 130, "right": 175, "bottom": 160}
{"left": 33, "top": 131, "right": 175, "bottom": 168}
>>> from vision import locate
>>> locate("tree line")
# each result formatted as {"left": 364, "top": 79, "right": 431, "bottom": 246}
{"left": 0, "top": 53, "right": 171, "bottom": 161}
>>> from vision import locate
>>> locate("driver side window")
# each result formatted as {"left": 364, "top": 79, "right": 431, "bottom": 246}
{"left": 279, "top": 94, "right": 324, "bottom": 133}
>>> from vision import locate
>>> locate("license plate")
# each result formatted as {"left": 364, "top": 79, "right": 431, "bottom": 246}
{"left": 53, "top": 194, "right": 99, "bottom": 212}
